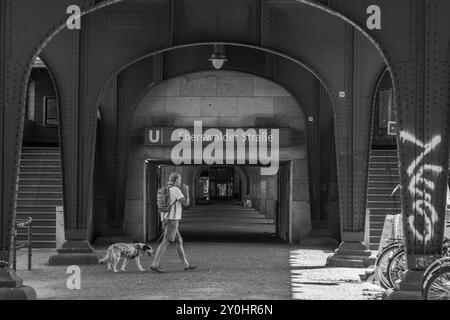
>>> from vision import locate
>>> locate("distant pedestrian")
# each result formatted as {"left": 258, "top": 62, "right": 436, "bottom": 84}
{"left": 151, "top": 172, "right": 196, "bottom": 273}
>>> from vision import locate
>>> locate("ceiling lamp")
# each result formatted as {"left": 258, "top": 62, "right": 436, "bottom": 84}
{"left": 209, "top": 44, "right": 227, "bottom": 70}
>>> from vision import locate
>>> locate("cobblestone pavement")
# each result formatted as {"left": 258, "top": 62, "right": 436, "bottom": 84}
{"left": 14, "top": 243, "right": 384, "bottom": 300}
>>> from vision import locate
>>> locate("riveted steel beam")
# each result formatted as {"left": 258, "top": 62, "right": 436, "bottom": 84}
{"left": 392, "top": 0, "right": 450, "bottom": 270}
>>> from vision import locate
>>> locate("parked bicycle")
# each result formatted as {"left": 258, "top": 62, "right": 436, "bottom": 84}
{"left": 386, "top": 245, "right": 407, "bottom": 288}
{"left": 422, "top": 227, "right": 450, "bottom": 300}
{"left": 375, "top": 186, "right": 450, "bottom": 297}
{"left": 373, "top": 185, "right": 404, "bottom": 289}
{"left": 374, "top": 237, "right": 404, "bottom": 289}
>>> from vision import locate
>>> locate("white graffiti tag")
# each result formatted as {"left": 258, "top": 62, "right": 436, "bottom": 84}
{"left": 400, "top": 131, "right": 442, "bottom": 243}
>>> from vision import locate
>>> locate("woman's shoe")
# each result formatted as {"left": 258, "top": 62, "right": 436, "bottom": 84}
{"left": 150, "top": 265, "right": 166, "bottom": 273}
{"left": 184, "top": 265, "right": 197, "bottom": 271}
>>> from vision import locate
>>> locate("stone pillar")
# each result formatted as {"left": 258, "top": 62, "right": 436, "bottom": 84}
{"left": 384, "top": 1, "right": 450, "bottom": 299}
{"left": 326, "top": 27, "right": 374, "bottom": 268}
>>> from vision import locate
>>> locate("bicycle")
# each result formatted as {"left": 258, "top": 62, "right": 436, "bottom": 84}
{"left": 422, "top": 234, "right": 450, "bottom": 300}
{"left": 386, "top": 246, "right": 407, "bottom": 288}
{"left": 374, "top": 238, "right": 404, "bottom": 289}
{"left": 373, "top": 185, "right": 404, "bottom": 289}
{"left": 385, "top": 236, "right": 450, "bottom": 292}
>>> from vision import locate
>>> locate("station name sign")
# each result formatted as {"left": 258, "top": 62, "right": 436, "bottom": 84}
{"left": 145, "top": 126, "right": 290, "bottom": 147}
{"left": 144, "top": 121, "right": 287, "bottom": 175}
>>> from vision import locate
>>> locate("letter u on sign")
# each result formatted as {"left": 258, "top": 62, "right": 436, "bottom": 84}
{"left": 148, "top": 130, "right": 160, "bottom": 144}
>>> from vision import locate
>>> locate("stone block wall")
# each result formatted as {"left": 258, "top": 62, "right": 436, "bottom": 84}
{"left": 123, "top": 70, "right": 311, "bottom": 243}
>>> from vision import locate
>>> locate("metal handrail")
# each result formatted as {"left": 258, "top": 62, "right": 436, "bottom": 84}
{"left": 13, "top": 217, "right": 32, "bottom": 271}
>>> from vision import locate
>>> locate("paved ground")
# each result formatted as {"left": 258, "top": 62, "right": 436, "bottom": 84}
{"left": 13, "top": 205, "right": 384, "bottom": 300}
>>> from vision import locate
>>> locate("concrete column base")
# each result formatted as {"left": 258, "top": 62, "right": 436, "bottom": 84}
{"left": 326, "top": 241, "right": 372, "bottom": 268}
{"left": 382, "top": 270, "right": 424, "bottom": 300}
{"left": 0, "top": 267, "right": 37, "bottom": 300}
{"left": 49, "top": 240, "right": 101, "bottom": 265}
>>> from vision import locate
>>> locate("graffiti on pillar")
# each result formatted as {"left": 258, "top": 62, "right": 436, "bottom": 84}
{"left": 400, "top": 131, "right": 443, "bottom": 244}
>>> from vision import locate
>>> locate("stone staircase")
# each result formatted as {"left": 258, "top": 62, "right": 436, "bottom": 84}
{"left": 366, "top": 149, "right": 401, "bottom": 250}
{"left": 15, "top": 147, "right": 63, "bottom": 248}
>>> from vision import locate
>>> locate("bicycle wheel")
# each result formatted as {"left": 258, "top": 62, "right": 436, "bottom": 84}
{"left": 423, "top": 266, "right": 450, "bottom": 300}
{"left": 386, "top": 249, "right": 407, "bottom": 288}
{"left": 374, "top": 243, "right": 403, "bottom": 289}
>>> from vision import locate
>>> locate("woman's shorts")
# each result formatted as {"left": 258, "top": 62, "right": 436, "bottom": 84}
{"left": 164, "top": 219, "right": 181, "bottom": 242}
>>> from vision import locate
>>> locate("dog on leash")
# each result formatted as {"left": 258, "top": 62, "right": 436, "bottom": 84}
{"left": 99, "top": 243, "right": 154, "bottom": 272}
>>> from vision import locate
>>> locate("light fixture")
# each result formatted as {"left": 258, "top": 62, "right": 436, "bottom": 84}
{"left": 209, "top": 44, "right": 227, "bottom": 70}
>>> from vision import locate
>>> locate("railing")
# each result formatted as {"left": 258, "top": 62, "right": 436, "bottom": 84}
{"left": 12, "top": 217, "right": 32, "bottom": 271}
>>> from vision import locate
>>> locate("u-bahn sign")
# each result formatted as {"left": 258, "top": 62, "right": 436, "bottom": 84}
{"left": 145, "top": 125, "right": 291, "bottom": 147}
{"left": 144, "top": 121, "right": 290, "bottom": 175}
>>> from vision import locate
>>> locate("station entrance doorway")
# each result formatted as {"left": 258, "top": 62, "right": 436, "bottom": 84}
{"left": 144, "top": 161, "right": 289, "bottom": 243}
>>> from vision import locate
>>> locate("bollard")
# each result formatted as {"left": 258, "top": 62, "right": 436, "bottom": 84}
{"left": 28, "top": 219, "right": 32, "bottom": 271}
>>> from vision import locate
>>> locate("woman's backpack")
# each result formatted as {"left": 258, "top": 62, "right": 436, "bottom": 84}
{"left": 157, "top": 186, "right": 175, "bottom": 215}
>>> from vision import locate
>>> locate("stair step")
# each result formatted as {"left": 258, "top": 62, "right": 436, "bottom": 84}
{"left": 19, "top": 179, "right": 62, "bottom": 185}
{"left": 370, "top": 154, "right": 397, "bottom": 159}
{"left": 20, "top": 160, "right": 61, "bottom": 166}
{"left": 16, "top": 206, "right": 59, "bottom": 212}
{"left": 366, "top": 202, "right": 401, "bottom": 209}
{"left": 367, "top": 188, "right": 398, "bottom": 194}
{"left": 18, "top": 192, "right": 63, "bottom": 198}
{"left": 17, "top": 226, "right": 56, "bottom": 232}
{"left": 369, "top": 162, "right": 399, "bottom": 169}
{"left": 20, "top": 166, "right": 61, "bottom": 173}
{"left": 369, "top": 174, "right": 400, "bottom": 178}
{"left": 370, "top": 150, "right": 397, "bottom": 155}
{"left": 16, "top": 234, "right": 56, "bottom": 241}
{"left": 367, "top": 195, "right": 400, "bottom": 201}
{"left": 21, "top": 148, "right": 59, "bottom": 153}
{"left": 368, "top": 180, "right": 399, "bottom": 186}
{"left": 370, "top": 236, "right": 383, "bottom": 243}
{"left": 369, "top": 220, "right": 386, "bottom": 227}
{"left": 17, "top": 219, "right": 56, "bottom": 227}
{"left": 370, "top": 230, "right": 383, "bottom": 237}
{"left": 18, "top": 186, "right": 63, "bottom": 192}
{"left": 367, "top": 211, "right": 401, "bottom": 217}
{"left": 369, "top": 168, "right": 399, "bottom": 174}
{"left": 21, "top": 154, "right": 60, "bottom": 160}
{"left": 19, "top": 174, "right": 62, "bottom": 180}
{"left": 16, "top": 213, "right": 56, "bottom": 219}
{"left": 17, "top": 199, "right": 63, "bottom": 206}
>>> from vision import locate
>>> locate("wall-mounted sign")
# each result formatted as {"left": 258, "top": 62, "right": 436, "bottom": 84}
{"left": 388, "top": 121, "right": 397, "bottom": 136}
{"left": 145, "top": 121, "right": 288, "bottom": 175}
{"left": 43, "top": 96, "right": 58, "bottom": 126}
{"left": 145, "top": 126, "right": 291, "bottom": 147}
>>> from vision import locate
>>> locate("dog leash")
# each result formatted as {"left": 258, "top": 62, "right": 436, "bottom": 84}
{"left": 156, "top": 226, "right": 165, "bottom": 244}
